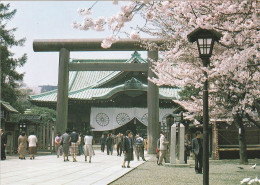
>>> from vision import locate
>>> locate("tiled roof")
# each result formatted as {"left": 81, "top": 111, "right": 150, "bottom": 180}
{"left": 30, "top": 86, "right": 180, "bottom": 102}
{"left": 30, "top": 52, "right": 180, "bottom": 102}
{"left": 0, "top": 101, "right": 19, "bottom": 113}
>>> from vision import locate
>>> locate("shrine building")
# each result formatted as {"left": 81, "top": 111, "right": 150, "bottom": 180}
{"left": 30, "top": 52, "right": 180, "bottom": 141}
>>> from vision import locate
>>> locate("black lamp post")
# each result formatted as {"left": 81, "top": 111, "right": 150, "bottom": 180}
{"left": 187, "top": 28, "right": 222, "bottom": 185}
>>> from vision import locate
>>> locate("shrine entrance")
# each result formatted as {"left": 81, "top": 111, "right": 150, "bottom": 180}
{"left": 115, "top": 118, "right": 147, "bottom": 137}
{"left": 33, "top": 38, "right": 163, "bottom": 154}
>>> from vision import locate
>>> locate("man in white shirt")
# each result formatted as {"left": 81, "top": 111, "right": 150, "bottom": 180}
{"left": 84, "top": 132, "right": 94, "bottom": 163}
{"left": 28, "top": 131, "right": 38, "bottom": 160}
{"left": 158, "top": 132, "right": 169, "bottom": 165}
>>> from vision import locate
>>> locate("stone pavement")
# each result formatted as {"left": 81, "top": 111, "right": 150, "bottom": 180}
{"left": 0, "top": 150, "right": 151, "bottom": 185}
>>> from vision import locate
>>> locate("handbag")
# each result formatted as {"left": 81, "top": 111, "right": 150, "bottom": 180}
{"left": 156, "top": 148, "right": 159, "bottom": 154}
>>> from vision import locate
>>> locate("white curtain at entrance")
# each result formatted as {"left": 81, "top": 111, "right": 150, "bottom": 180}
{"left": 90, "top": 107, "right": 173, "bottom": 131}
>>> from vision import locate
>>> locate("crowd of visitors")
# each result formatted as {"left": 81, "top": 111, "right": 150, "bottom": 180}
{"left": 53, "top": 129, "right": 142, "bottom": 167}
{"left": 1, "top": 128, "right": 200, "bottom": 173}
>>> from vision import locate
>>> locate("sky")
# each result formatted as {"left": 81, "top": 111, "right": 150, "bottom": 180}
{"left": 3, "top": 1, "right": 147, "bottom": 91}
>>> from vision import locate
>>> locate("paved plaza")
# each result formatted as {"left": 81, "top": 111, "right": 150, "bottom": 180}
{"left": 1, "top": 149, "right": 260, "bottom": 185}
{"left": 0, "top": 150, "right": 150, "bottom": 185}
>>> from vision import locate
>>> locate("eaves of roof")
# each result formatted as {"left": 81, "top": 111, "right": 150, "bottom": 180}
{"left": 30, "top": 83, "right": 180, "bottom": 103}
{"left": 0, "top": 101, "right": 19, "bottom": 113}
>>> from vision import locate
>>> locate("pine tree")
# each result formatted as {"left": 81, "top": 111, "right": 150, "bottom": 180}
{"left": 0, "top": 3, "right": 27, "bottom": 107}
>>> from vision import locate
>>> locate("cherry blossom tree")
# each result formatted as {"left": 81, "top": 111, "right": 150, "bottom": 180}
{"left": 73, "top": 0, "right": 259, "bottom": 164}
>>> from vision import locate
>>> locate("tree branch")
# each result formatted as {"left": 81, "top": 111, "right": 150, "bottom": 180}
{"left": 245, "top": 113, "right": 260, "bottom": 129}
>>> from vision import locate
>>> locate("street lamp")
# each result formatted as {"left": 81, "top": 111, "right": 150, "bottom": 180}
{"left": 187, "top": 28, "right": 222, "bottom": 185}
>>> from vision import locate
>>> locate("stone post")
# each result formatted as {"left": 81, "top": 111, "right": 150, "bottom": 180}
{"left": 43, "top": 125, "right": 46, "bottom": 149}
{"left": 170, "top": 124, "right": 177, "bottom": 164}
{"left": 179, "top": 123, "right": 185, "bottom": 164}
{"left": 46, "top": 123, "right": 50, "bottom": 150}
{"left": 212, "top": 122, "right": 219, "bottom": 160}
{"left": 56, "top": 48, "right": 70, "bottom": 134}
{"left": 147, "top": 50, "right": 159, "bottom": 154}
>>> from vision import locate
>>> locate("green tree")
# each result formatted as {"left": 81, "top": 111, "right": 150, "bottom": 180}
{"left": 28, "top": 106, "right": 56, "bottom": 123}
{"left": 0, "top": 3, "right": 27, "bottom": 107}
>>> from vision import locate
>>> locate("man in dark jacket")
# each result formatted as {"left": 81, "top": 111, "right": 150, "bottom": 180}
{"left": 184, "top": 134, "right": 191, "bottom": 164}
{"left": 115, "top": 133, "right": 123, "bottom": 156}
{"left": 1, "top": 129, "right": 7, "bottom": 160}
{"left": 122, "top": 130, "right": 133, "bottom": 168}
{"left": 192, "top": 131, "right": 203, "bottom": 174}
{"left": 70, "top": 129, "right": 79, "bottom": 162}
{"left": 106, "top": 133, "right": 113, "bottom": 155}
{"left": 100, "top": 134, "right": 106, "bottom": 152}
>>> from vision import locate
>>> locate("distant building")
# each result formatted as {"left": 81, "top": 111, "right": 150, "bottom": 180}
{"left": 39, "top": 85, "right": 57, "bottom": 93}
{"left": 0, "top": 101, "right": 19, "bottom": 155}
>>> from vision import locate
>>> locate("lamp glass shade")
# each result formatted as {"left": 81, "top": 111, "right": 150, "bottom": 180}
{"left": 197, "top": 38, "right": 213, "bottom": 56}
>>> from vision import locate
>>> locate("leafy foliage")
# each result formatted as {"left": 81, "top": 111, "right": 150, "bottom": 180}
{"left": 27, "top": 106, "right": 56, "bottom": 123}
{"left": 0, "top": 3, "right": 27, "bottom": 107}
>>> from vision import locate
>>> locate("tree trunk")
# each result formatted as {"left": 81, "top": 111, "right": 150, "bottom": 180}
{"left": 234, "top": 114, "right": 248, "bottom": 164}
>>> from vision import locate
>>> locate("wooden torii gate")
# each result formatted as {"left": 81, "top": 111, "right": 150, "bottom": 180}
{"left": 33, "top": 38, "right": 163, "bottom": 154}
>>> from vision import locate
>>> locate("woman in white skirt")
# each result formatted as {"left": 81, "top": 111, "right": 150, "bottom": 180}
{"left": 84, "top": 132, "right": 94, "bottom": 163}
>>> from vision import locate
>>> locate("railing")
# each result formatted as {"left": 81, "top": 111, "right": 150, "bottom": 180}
{"left": 218, "top": 144, "right": 260, "bottom": 151}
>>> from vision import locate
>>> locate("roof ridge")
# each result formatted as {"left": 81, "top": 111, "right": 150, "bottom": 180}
{"left": 30, "top": 89, "right": 58, "bottom": 99}
{"left": 70, "top": 59, "right": 127, "bottom": 63}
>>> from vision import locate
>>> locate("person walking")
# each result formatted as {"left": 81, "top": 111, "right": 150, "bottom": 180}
{"left": 84, "top": 132, "right": 94, "bottom": 163}
{"left": 122, "top": 130, "right": 134, "bottom": 168}
{"left": 184, "top": 134, "right": 191, "bottom": 164}
{"left": 158, "top": 132, "right": 169, "bottom": 165}
{"left": 135, "top": 134, "right": 146, "bottom": 161}
{"left": 100, "top": 134, "right": 106, "bottom": 152}
{"left": 0, "top": 129, "right": 7, "bottom": 160}
{"left": 61, "top": 129, "right": 71, "bottom": 162}
{"left": 18, "top": 132, "right": 27, "bottom": 160}
{"left": 78, "top": 133, "right": 84, "bottom": 156}
{"left": 111, "top": 133, "right": 116, "bottom": 155}
{"left": 192, "top": 131, "right": 203, "bottom": 174}
{"left": 106, "top": 133, "right": 113, "bottom": 155}
{"left": 70, "top": 129, "right": 79, "bottom": 162}
{"left": 116, "top": 133, "right": 123, "bottom": 156}
{"left": 55, "top": 132, "right": 62, "bottom": 158}
{"left": 28, "top": 131, "right": 38, "bottom": 160}
{"left": 156, "top": 136, "right": 160, "bottom": 164}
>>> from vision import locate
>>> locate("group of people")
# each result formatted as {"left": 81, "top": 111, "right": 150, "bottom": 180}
{"left": 0, "top": 129, "right": 38, "bottom": 161}
{"left": 100, "top": 132, "right": 146, "bottom": 160}
{"left": 53, "top": 129, "right": 145, "bottom": 168}
{"left": 156, "top": 131, "right": 203, "bottom": 174}
{"left": 17, "top": 131, "right": 38, "bottom": 160}
{"left": 1, "top": 129, "right": 37, "bottom": 160}
{"left": 54, "top": 129, "right": 94, "bottom": 163}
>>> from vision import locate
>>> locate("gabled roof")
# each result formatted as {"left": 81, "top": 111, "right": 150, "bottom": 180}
{"left": 0, "top": 101, "right": 19, "bottom": 113}
{"left": 30, "top": 52, "right": 180, "bottom": 102}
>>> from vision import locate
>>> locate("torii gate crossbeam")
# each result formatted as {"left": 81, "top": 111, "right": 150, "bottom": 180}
{"left": 33, "top": 38, "right": 163, "bottom": 154}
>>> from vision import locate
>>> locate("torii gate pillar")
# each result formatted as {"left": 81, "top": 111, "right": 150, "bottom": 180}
{"left": 147, "top": 51, "right": 160, "bottom": 154}
{"left": 56, "top": 48, "right": 70, "bottom": 134}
